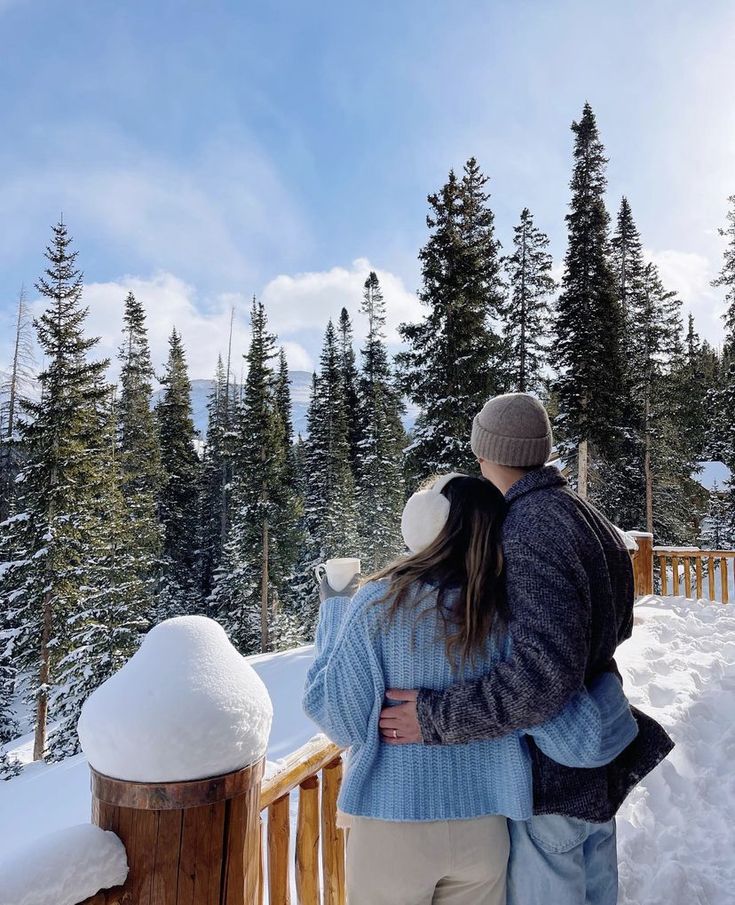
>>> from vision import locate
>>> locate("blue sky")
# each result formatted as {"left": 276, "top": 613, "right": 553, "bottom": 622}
{"left": 1, "top": 0, "right": 734, "bottom": 378}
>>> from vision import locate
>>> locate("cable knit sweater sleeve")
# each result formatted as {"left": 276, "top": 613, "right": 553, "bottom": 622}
{"left": 302, "top": 584, "right": 385, "bottom": 748}
{"left": 417, "top": 511, "right": 591, "bottom": 745}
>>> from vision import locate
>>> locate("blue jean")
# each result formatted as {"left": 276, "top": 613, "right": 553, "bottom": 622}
{"left": 507, "top": 815, "right": 618, "bottom": 905}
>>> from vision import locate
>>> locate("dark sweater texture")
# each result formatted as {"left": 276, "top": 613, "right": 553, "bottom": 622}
{"left": 416, "top": 466, "right": 674, "bottom": 822}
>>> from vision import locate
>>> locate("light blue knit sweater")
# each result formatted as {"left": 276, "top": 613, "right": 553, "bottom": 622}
{"left": 303, "top": 579, "right": 638, "bottom": 822}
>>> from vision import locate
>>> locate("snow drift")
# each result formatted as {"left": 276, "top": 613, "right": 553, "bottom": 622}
{"left": 78, "top": 615, "right": 273, "bottom": 782}
{"left": 0, "top": 824, "right": 128, "bottom": 905}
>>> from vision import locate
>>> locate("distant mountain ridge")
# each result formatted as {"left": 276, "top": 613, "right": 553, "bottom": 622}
{"left": 153, "top": 371, "right": 315, "bottom": 438}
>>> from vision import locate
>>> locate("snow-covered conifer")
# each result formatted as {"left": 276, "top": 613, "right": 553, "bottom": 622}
{"left": 0, "top": 220, "right": 109, "bottom": 760}
{"left": 156, "top": 328, "right": 201, "bottom": 617}
{"left": 398, "top": 158, "right": 505, "bottom": 482}
{"left": 501, "top": 208, "right": 555, "bottom": 394}
{"left": 355, "top": 272, "right": 406, "bottom": 571}
{"left": 553, "top": 104, "right": 626, "bottom": 499}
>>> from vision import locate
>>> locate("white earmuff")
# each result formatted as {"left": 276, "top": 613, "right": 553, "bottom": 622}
{"left": 401, "top": 473, "right": 465, "bottom": 554}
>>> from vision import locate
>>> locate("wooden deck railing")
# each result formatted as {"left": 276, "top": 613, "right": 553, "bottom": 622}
{"left": 631, "top": 532, "right": 733, "bottom": 603}
{"left": 258, "top": 735, "right": 347, "bottom": 905}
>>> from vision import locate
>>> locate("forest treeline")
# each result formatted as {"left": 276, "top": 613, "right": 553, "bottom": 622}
{"left": 1, "top": 103, "right": 735, "bottom": 771}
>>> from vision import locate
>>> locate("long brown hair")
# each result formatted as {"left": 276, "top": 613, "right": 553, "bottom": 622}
{"left": 372, "top": 475, "right": 508, "bottom": 668}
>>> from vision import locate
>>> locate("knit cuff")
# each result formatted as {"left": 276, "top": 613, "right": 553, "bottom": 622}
{"left": 416, "top": 688, "right": 444, "bottom": 745}
{"left": 314, "top": 596, "right": 352, "bottom": 653}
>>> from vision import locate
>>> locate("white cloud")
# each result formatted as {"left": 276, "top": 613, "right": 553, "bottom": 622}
{"left": 647, "top": 248, "right": 724, "bottom": 348}
{"left": 261, "top": 257, "right": 421, "bottom": 345}
{"left": 17, "top": 257, "right": 419, "bottom": 385}
{"left": 23, "top": 271, "right": 312, "bottom": 383}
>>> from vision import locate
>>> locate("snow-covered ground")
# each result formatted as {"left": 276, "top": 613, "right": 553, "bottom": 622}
{"left": 1, "top": 597, "right": 734, "bottom": 904}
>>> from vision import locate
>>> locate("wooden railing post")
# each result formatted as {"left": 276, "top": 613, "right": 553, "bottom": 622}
{"left": 89, "top": 759, "right": 264, "bottom": 905}
{"left": 629, "top": 531, "right": 654, "bottom": 598}
{"left": 321, "top": 758, "right": 346, "bottom": 905}
{"left": 296, "top": 776, "right": 321, "bottom": 905}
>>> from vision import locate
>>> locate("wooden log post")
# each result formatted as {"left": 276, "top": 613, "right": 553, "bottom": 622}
{"left": 629, "top": 532, "right": 654, "bottom": 598}
{"left": 89, "top": 758, "right": 264, "bottom": 905}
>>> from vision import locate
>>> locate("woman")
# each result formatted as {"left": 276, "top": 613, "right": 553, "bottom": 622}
{"left": 303, "top": 474, "right": 636, "bottom": 905}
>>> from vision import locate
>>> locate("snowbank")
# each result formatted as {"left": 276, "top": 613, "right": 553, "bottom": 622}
{"left": 616, "top": 596, "right": 735, "bottom": 904}
{"left": 78, "top": 615, "right": 273, "bottom": 782}
{"left": 0, "top": 824, "right": 127, "bottom": 905}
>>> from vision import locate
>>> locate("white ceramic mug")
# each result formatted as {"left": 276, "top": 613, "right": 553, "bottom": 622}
{"left": 314, "top": 557, "right": 361, "bottom": 593}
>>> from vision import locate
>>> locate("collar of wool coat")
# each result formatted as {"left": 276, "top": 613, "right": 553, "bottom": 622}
{"left": 505, "top": 464, "right": 567, "bottom": 504}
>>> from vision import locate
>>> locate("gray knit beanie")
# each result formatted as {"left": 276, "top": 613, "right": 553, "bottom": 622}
{"left": 471, "top": 393, "right": 552, "bottom": 467}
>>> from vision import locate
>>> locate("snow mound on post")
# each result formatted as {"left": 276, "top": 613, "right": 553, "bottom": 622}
{"left": 78, "top": 615, "right": 273, "bottom": 782}
{"left": 0, "top": 824, "right": 128, "bottom": 905}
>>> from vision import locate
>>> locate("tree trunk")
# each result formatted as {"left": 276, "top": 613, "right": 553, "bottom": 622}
{"left": 261, "top": 519, "right": 269, "bottom": 653}
{"left": 644, "top": 394, "right": 654, "bottom": 534}
{"left": 577, "top": 439, "right": 589, "bottom": 500}
{"left": 33, "top": 589, "right": 52, "bottom": 761}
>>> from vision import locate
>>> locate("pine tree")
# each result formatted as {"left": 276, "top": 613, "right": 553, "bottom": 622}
{"left": 611, "top": 197, "right": 646, "bottom": 322}
{"left": 0, "top": 287, "right": 35, "bottom": 524}
{"left": 501, "top": 209, "right": 555, "bottom": 393}
{"left": 709, "top": 196, "right": 735, "bottom": 472}
{"left": 699, "top": 481, "right": 732, "bottom": 551}
{"left": 553, "top": 104, "right": 627, "bottom": 499}
{"left": 596, "top": 198, "right": 648, "bottom": 527}
{"left": 338, "top": 308, "right": 361, "bottom": 474}
{"left": 630, "top": 263, "right": 700, "bottom": 540}
{"left": 156, "top": 329, "right": 200, "bottom": 617}
{"left": 679, "top": 315, "right": 718, "bottom": 463}
{"left": 197, "top": 356, "right": 231, "bottom": 599}
{"left": 294, "top": 323, "right": 358, "bottom": 633}
{"left": 211, "top": 301, "right": 300, "bottom": 653}
{"left": 398, "top": 158, "right": 505, "bottom": 481}
{"left": 356, "top": 272, "right": 406, "bottom": 571}
{"left": 49, "top": 386, "right": 145, "bottom": 759}
{"left": 117, "top": 291, "right": 162, "bottom": 619}
{"left": 714, "top": 195, "right": 735, "bottom": 357}
{"left": 0, "top": 220, "right": 108, "bottom": 760}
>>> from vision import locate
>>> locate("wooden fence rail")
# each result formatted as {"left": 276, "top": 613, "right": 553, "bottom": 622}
{"left": 259, "top": 736, "right": 346, "bottom": 905}
{"left": 631, "top": 532, "right": 733, "bottom": 603}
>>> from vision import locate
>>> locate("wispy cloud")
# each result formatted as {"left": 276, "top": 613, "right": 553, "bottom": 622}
{"left": 0, "top": 125, "right": 311, "bottom": 290}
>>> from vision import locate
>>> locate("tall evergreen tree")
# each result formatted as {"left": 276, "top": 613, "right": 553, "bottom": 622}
{"left": 356, "top": 272, "right": 406, "bottom": 570}
{"left": 198, "top": 356, "right": 231, "bottom": 599}
{"left": 338, "top": 307, "right": 361, "bottom": 473}
{"left": 156, "top": 328, "right": 200, "bottom": 617}
{"left": 501, "top": 208, "right": 555, "bottom": 393}
{"left": 0, "top": 221, "right": 108, "bottom": 760}
{"left": 714, "top": 195, "right": 735, "bottom": 357}
{"left": 629, "top": 263, "right": 699, "bottom": 538}
{"left": 294, "top": 323, "right": 358, "bottom": 632}
{"left": 398, "top": 158, "right": 505, "bottom": 480}
{"left": 709, "top": 196, "right": 735, "bottom": 471}
{"left": 0, "top": 287, "right": 35, "bottom": 524}
{"left": 553, "top": 104, "right": 627, "bottom": 498}
{"left": 611, "top": 197, "right": 645, "bottom": 322}
{"left": 211, "top": 301, "right": 299, "bottom": 653}
{"left": 49, "top": 386, "right": 145, "bottom": 759}
{"left": 597, "top": 198, "right": 649, "bottom": 527}
{"left": 117, "top": 291, "right": 162, "bottom": 618}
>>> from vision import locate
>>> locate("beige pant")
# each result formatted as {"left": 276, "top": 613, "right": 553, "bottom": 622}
{"left": 346, "top": 815, "right": 510, "bottom": 905}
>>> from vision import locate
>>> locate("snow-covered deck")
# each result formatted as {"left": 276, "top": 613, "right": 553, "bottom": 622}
{"left": 1, "top": 598, "right": 734, "bottom": 904}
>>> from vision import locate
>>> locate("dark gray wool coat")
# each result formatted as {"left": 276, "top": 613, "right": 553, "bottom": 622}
{"left": 416, "top": 466, "right": 674, "bottom": 823}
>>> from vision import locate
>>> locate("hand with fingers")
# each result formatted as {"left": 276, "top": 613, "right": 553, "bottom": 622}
{"left": 379, "top": 689, "right": 422, "bottom": 744}
{"left": 318, "top": 573, "right": 361, "bottom": 604}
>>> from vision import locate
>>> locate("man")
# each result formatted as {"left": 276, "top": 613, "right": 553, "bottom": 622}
{"left": 379, "top": 393, "right": 673, "bottom": 904}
